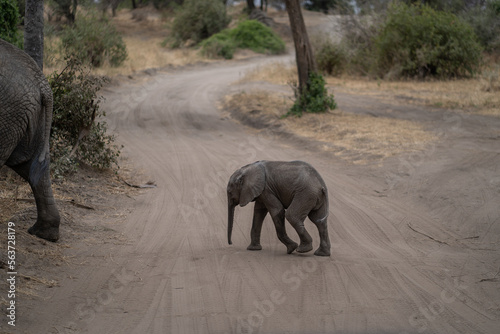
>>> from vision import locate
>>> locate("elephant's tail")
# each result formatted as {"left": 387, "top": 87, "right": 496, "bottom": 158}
{"left": 39, "top": 86, "right": 53, "bottom": 164}
{"left": 29, "top": 87, "right": 53, "bottom": 187}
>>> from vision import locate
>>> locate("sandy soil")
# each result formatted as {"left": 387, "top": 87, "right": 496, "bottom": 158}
{"left": 2, "top": 50, "right": 498, "bottom": 333}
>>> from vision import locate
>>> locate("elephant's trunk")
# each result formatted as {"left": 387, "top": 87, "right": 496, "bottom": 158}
{"left": 228, "top": 202, "right": 235, "bottom": 245}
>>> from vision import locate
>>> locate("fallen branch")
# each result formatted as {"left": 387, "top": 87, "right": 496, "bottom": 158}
{"left": 407, "top": 223, "right": 449, "bottom": 245}
{"left": 11, "top": 198, "right": 95, "bottom": 210}
{"left": 120, "top": 178, "right": 157, "bottom": 189}
{"left": 479, "top": 268, "right": 500, "bottom": 283}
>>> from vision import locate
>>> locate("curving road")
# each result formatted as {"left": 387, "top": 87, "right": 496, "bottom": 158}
{"left": 14, "top": 55, "right": 500, "bottom": 334}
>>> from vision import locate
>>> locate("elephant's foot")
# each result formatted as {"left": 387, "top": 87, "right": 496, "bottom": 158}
{"left": 247, "top": 244, "right": 263, "bottom": 251}
{"left": 314, "top": 247, "right": 331, "bottom": 257}
{"left": 28, "top": 223, "right": 59, "bottom": 242}
{"left": 286, "top": 241, "right": 299, "bottom": 254}
{"left": 296, "top": 242, "right": 313, "bottom": 253}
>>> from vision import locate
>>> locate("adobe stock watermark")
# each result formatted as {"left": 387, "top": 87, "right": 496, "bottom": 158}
{"left": 235, "top": 257, "right": 320, "bottom": 334}
{"left": 400, "top": 277, "right": 468, "bottom": 334}
{"left": 385, "top": 110, "right": 469, "bottom": 192}
{"left": 56, "top": 266, "right": 135, "bottom": 334}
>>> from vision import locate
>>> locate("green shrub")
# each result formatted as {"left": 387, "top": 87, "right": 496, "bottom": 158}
{"left": 200, "top": 29, "right": 236, "bottom": 59}
{"left": 230, "top": 20, "right": 285, "bottom": 54}
{"left": 60, "top": 13, "right": 127, "bottom": 67}
{"left": 463, "top": 0, "right": 500, "bottom": 53}
{"left": 48, "top": 57, "right": 120, "bottom": 177}
{"left": 375, "top": 2, "right": 482, "bottom": 78}
{"left": 201, "top": 20, "right": 285, "bottom": 59}
{"left": 170, "top": 0, "right": 230, "bottom": 47}
{"left": 315, "top": 39, "right": 347, "bottom": 76}
{"left": 0, "top": 0, "right": 23, "bottom": 48}
{"left": 287, "top": 72, "right": 337, "bottom": 117}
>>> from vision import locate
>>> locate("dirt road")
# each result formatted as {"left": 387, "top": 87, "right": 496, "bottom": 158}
{"left": 11, "top": 55, "right": 500, "bottom": 334}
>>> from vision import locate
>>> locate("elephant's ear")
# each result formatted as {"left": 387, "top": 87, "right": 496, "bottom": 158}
{"left": 239, "top": 162, "right": 266, "bottom": 207}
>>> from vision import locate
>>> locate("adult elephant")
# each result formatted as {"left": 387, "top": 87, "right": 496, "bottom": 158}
{"left": 0, "top": 39, "right": 60, "bottom": 241}
{"left": 227, "top": 160, "right": 331, "bottom": 256}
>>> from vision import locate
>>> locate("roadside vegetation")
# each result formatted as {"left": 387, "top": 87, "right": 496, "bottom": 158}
{"left": 1, "top": 0, "right": 498, "bottom": 175}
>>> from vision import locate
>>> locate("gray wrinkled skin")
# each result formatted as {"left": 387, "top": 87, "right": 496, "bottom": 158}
{"left": 0, "top": 39, "right": 60, "bottom": 241}
{"left": 227, "top": 160, "right": 331, "bottom": 256}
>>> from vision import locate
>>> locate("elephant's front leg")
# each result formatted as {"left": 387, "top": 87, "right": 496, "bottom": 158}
{"left": 247, "top": 200, "right": 268, "bottom": 251}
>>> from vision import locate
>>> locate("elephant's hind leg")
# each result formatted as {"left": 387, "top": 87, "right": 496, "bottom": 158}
{"left": 266, "top": 196, "right": 298, "bottom": 254}
{"left": 11, "top": 161, "right": 60, "bottom": 242}
{"left": 285, "top": 199, "right": 314, "bottom": 253}
{"left": 309, "top": 208, "right": 331, "bottom": 256}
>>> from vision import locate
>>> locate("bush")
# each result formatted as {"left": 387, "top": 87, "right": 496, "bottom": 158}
{"left": 200, "top": 30, "right": 236, "bottom": 59}
{"left": 288, "top": 72, "right": 337, "bottom": 117}
{"left": 463, "top": 0, "right": 500, "bottom": 53}
{"left": 0, "top": 0, "right": 23, "bottom": 48}
{"left": 375, "top": 2, "right": 482, "bottom": 78}
{"left": 60, "top": 13, "right": 127, "bottom": 67}
{"left": 201, "top": 20, "right": 285, "bottom": 59}
{"left": 314, "top": 38, "right": 347, "bottom": 76}
{"left": 170, "top": 0, "right": 230, "bottom": 47}
{"left": 48, "top": 57, "right": 120, "bottom": 177}
{"left": 231, "top": 20, "right": 285, "bottom": 54}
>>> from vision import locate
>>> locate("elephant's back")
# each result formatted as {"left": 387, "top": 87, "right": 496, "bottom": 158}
{"left": 0, "top": 39, "right": 45, "bottom": 101}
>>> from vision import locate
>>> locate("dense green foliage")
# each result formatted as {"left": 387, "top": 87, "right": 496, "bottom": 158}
{"left": 60, "top": 14, "right": 127, "bottom": 67}
{"left": 464, "top": 0, "right": 500, "bottom": 53}
{"left": 314, "top": 1, "right": 484, "bottom": 79}
{"left": 48, "top": 57, "right": 120, "bottom": 177}
{"left": 170, "top": 0, "right": 230, "bottom": 47}
{"left": 375, "top": 2, "right": 482, "bottom": 78}
{"left": 201, "top": 29, "right": 236, "bottom": 59}
{"left": 201, "top": 20, "right": 285, "bottom": 59}
{"left": 0, "top": 0, "right": 23, "bottom": 48}
{"left": 288, "top": 72, "right": 337, "bottom": 117}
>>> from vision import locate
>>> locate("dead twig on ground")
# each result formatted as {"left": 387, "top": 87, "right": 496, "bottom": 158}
{"left": 120, "top": 177, "right": 157, "bottom": 189}
{"left": 407, "top": 223, "right": 449, "bottom": 245}
{"left": 479, "top": 267, "right": 500, "bottom": 283}
{"left": 9, "top": 198, "right": 95, "bottom": 210}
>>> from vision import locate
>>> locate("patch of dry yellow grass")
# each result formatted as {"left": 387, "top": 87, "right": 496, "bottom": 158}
{"left": 239, "top": 61, "right": 298, "bottom": 85}
{"left": 239, "top": 62, "right": 500, "bottom": 117}
{"left": 328, "top": 76, "right": 500, "bottom": 117}
{"left": 224, "top": 91, "right": 435, "bottom": 163}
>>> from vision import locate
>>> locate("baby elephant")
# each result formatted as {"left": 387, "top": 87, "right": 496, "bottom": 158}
{"left": 227, "top": 160, "right": 331, "bottom": 256}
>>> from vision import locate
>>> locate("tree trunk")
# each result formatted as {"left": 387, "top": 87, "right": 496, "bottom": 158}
{"left": 246, "top": 0, "right": 255, "bottom": 12}
{"left": 285, "top": 0, "right": 317, "bottom": 97}
{"left": 24, "top": 0, "right": 45, "bottom": 70}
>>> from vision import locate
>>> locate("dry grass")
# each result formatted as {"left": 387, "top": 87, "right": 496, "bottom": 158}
{"left": 43, "top": 7, "right": 209, "bottom": 77}
{"left": 328, "top": 76, "right": 500, "bottom": 117}
{"left": 238, "top": 61, "right": 298, "bottom": 85}
{"left": 239, "top": 62, "right": 500, "bottom": 117}
{"left": 224, "top": 91, "right": 435, "bottom": 164}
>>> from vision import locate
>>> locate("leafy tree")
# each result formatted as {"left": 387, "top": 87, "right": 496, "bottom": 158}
{"left": 0, "top": 0, "right": 23, "bottom": 48}
{"left": 375, "top": 2, "right": 482, "bottom": 78}
{"left": 60, "top": 13, "right": 127, "bottom": 67}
